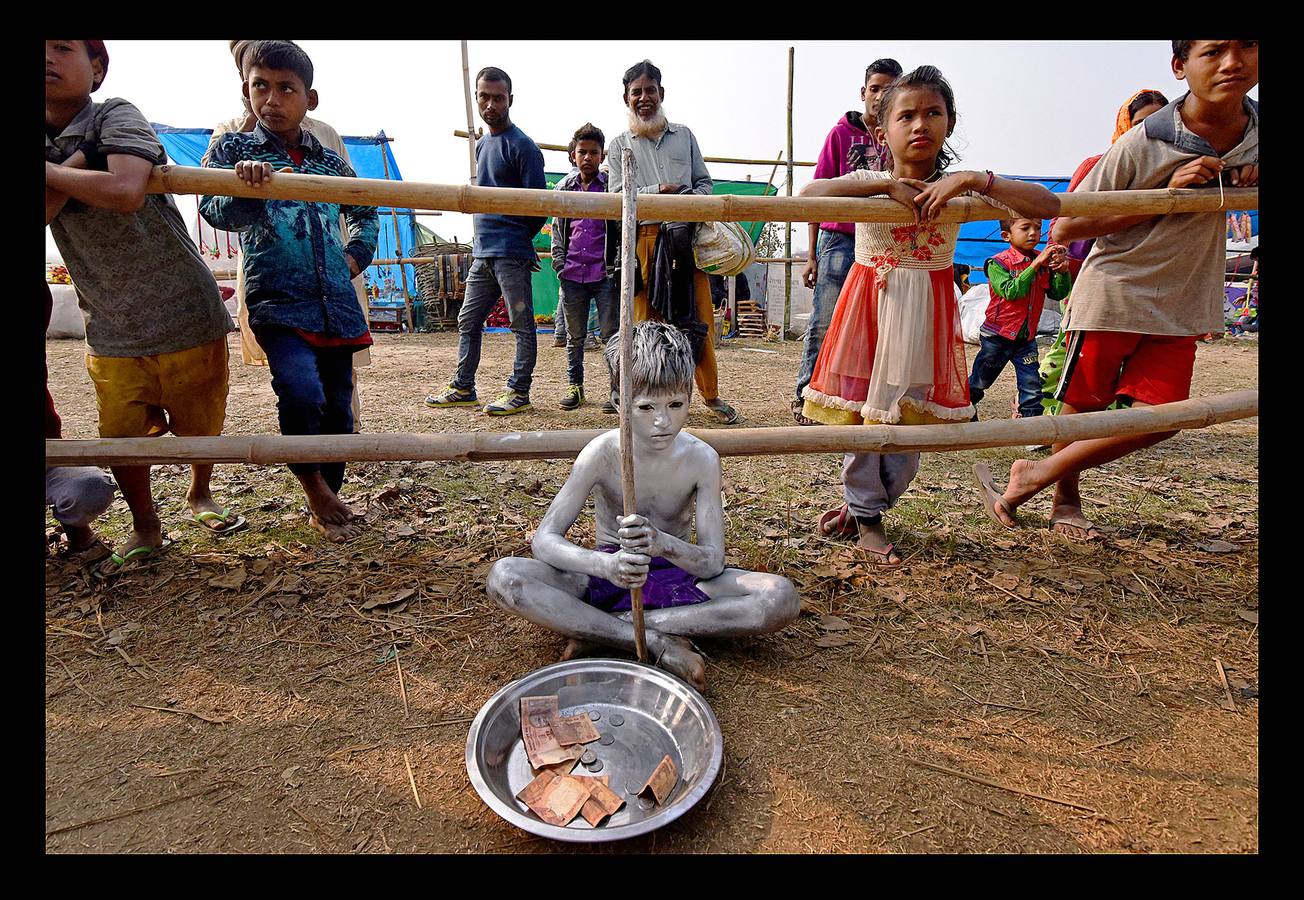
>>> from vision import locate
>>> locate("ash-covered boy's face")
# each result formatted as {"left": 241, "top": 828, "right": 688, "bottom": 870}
{"left": 45, "top": 40, "right": 100, "bottom": 102}
{"left": 1175, "top": 41, "right": 1259, "bottom": 103}
{"left": 245, "top": 65, "right": 315, "bottom": 143}
{"left": 630, "top": 390, "right": 691, "bottom": 452}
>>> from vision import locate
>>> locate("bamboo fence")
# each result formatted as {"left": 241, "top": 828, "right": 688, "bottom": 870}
{"left": 146, "top": 165, "right": 1257, "bottom": 225}
{"left": 46, "top": 391, "right": 1257, "bottom": 468}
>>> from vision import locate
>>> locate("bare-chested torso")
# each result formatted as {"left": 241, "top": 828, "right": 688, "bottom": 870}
{"left": 586, "top": 431, "right": 710, "bottom": 547}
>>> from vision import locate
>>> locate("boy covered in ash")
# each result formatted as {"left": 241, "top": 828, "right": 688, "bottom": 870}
{"left": 489, "top": 322, "right": 799, "bottom": 689}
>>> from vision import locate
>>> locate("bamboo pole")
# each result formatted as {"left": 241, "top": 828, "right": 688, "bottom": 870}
{"left": 379, "top": 143, "right": 415, "bottom": 332}
{"left": 784, "top": 47, "right": 795, "bottom": 343}
{"left": 461, "top": 41, "right": 478, "bottom": 184}
{"left": 149, "top": 166, "right": 1257, "bottom": 224}
{"left": 453, "top": 131, "right": 816, "bottom": 167}
{"left": 45, "top": 391, "right": 1258, "bottom": 468}
{"left": 617, "top": 149, "right": 648, "bottom": 664}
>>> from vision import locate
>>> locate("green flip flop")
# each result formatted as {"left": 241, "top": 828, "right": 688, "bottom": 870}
{"left": 108, "top": 539, "right": 173, "bottom": 567}
{"left": 191, "top": 508, "right": 248, "bottom": 535}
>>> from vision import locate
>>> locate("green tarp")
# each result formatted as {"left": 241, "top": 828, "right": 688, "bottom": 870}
{"left": 529, "top": 174, "right": 777, "bottom": 320}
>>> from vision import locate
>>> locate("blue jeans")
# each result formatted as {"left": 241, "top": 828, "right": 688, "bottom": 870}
{"left": 969, "top": 331, "right": 1043, "bottom": 419}
{"left": 254, "top": 325, "right": 355, "bottom": 493}
{"left": 559, "top": 276, "right": 617, "bottom": 386}
{"left": 454, "top": 257, "right": 537, "bottom": 395}
{"left": 795, "top": 230, "right": 855, "bottom": 402}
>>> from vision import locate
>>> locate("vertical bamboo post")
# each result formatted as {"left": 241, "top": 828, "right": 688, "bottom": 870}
{"left": 784, "top": 47, "right": 795, "bottom": 341}
{"left": 618, "top": 148, "right": 648, "bottom": 664}
{"left": 379, "top": 140, "right": 415, "bottom": 332}
{"left": 461, "top": 40, "right": 478, "bottom": 184}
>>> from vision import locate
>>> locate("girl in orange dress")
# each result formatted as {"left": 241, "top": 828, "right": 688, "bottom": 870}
{"left": 800, "top": 65, "right": 1060, "bottom": 564}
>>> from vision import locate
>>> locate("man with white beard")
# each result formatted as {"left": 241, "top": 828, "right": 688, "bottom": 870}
{"left": 606, "top": 60, "right": 738, "bottom": 424}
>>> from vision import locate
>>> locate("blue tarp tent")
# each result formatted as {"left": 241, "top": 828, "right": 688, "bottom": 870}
{"left": 961, "top": 175, "right": 1259, "bottom": 284}
{"left": 152, "top": 126, "right": 420, "bottom": 293}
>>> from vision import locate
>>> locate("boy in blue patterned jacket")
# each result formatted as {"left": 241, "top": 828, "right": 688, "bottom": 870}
{"left": 201, "top": 40, "right": 378, "bottom": 543}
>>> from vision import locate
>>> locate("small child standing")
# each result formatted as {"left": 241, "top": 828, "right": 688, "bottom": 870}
{"left": 45, "top": 39, "right": 239, "bottom": 565}
{"left": 967, "top": 219, "right": 1071, "bottom": 420}
{"left": 200, "top": 41, "right": 378, "bottom": 543}
{"left": 799, "top": 65, "right": 1059, "bottom": 565}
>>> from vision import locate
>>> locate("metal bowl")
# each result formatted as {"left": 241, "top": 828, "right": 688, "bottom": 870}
{"left": 466, "top": 658, "right": 723, "bottom": 843}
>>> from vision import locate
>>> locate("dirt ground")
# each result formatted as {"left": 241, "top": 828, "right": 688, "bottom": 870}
{"left": 44, "top": 330, "right": 1258, "bottom": 853}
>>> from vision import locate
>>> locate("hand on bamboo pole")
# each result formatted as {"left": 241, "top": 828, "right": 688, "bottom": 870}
{"left": 617, "top": 148, "right": 648, "bottom": 664}
{"left": 147, "top": 165, "right": 1258, "bottom": 224}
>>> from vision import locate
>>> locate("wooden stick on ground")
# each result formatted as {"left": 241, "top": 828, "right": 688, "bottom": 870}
{"left": 395, "top": 646, "right": 410, "bottom": 718}
{"left": 905, "top": 758, "right": 1100, "bottom": 815}
{"left": 403, "top": 752, "right": 423, "bottom": 809}
{"left": 618, "top": 148, "right": 648, "bottom": 664}
{"left": 46, "top": 781, "right": 236, "bottom": 837}
{"left": 1214, "top": 657, "right": 1238, "bottom": 712}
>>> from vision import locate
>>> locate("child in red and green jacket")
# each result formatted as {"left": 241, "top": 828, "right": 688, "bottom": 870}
{"left": 967, "top": 218, "right": 1071, "bottom": 419}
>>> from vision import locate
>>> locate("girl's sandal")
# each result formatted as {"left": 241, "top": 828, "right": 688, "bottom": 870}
{"left": 818, "top": 504, "right": 857, "bottom": 538}
{"left": 859, "top": 542, "right": 903, "bottom": 567}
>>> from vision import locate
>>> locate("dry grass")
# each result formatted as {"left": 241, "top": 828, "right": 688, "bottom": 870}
{"left": 44, "top": 332, "right": 1258, "bottom": 853}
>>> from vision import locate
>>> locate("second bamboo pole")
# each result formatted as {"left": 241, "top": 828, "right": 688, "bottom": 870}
{"left": 618, "top": 149, "right": 649, "bottom": 664}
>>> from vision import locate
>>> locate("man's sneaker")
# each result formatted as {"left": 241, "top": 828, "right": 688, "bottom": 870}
{"left": 485, "top": 391, "right": 532, "bottom": 416}
{"left": 559, "top": 384, "right": 585, "bottom": 411}
{"left": 424, "top": 385, "right": 478, "bottom": 408}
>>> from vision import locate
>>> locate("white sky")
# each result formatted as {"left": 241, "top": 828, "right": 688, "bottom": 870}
{"left": 47, "top": 39, "right": 1258, "bottom": 260}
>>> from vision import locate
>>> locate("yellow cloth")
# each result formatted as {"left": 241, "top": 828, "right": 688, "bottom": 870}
{"left": 632, "top": 224, "right": 720, "bottom": 402}
{"left": 87, "top": 336, "right": 229, "bottom": 438}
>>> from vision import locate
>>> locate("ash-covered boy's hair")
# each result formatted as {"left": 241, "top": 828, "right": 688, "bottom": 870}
{"left": 242, "top": 40, "right": 314, "bottom": 89}
{"left": 604, "top": 321, "right": 695, "bottom": 399}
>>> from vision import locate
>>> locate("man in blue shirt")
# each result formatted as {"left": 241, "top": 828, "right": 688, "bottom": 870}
{"left": 426, "top": 67, "right": 547, "bottom": 416}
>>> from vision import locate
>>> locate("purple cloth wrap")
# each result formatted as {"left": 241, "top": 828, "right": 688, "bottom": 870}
{"left": 582, "top": 545, "right": 710, "bottom": 612}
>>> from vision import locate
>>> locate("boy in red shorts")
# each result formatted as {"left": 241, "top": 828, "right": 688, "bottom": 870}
{"left": 974, "top": 39, "right": 1258, "bottom": 540}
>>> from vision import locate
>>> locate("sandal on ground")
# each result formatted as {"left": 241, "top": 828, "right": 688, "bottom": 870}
{"left": 1048, "top": 512, "right": 1103, "bottom": 542}
{"left": 858, "top": 541, "right": 903, "bottom": 567}
{"left": 191, "top": 508, "right": 248, "bottom": 535}
{"left": 972, "top": 463, "right": 1019, "bottom": 530}
{"left": 818, "top": 504, "right": 857, "bottom": 538}
{"left": 705, "top": 400, "right": 739, "bottom": 425}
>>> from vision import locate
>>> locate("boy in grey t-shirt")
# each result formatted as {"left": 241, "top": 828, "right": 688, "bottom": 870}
{"left": 975, "top": 40, "right": 1258, "bottom": 541}
{"left": 45, "top": 39, "right": 240, "bottom": 565}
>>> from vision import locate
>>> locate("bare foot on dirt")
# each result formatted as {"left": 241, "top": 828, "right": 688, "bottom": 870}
{"left": 309, "top": 512, "right": 363, "bottom": 543}
{"left": 855, "top": 518, "right": 902, "bottom": 566}
{"left": 302, "top": 478, "right": 363, "bottom": 543}
{"left": 655, "top": 635, "right": 706, "bottom": 690}
{"left": 1049, "top": 503, "right": 1101, "bottom": 541}
{"left": 560, "top": 638, "right": 602, "bottom": 661}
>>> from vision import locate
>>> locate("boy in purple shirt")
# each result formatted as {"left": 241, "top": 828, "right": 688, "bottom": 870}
{"left": 794, "top": 58, "right": 901, "bottom": 424}
{"left": 550, "top": 123, "right": 618, "bottom": 411}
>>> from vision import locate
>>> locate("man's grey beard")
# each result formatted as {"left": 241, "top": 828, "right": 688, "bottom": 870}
{"left": 627, "top": 106, "right": 668, "bottom": 139}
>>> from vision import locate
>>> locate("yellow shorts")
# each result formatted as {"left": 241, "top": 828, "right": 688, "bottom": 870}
{"left": 86, "top": 336, "right": 229, "bottom": 439}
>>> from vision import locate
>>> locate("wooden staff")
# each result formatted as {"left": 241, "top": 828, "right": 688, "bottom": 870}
{"left": 784, "top": 47, "right": 795, "bottom": 342}
{"left": 45, "top": 391, "right": 1258, "bottom": 468}
{"left": 378, "top": 142, "right": 415, "bottom": 332}
{"left": 150, "top": 166, "right": 1258, "bottom": 223}
{"left": 453, "top": 131, "right": 817, "bottom": 167}
{"left": 618, "top": 148, "right": 648, "bottom": 664}
{"left": 460, "top": 42, "right": 478, "bottom": 184}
